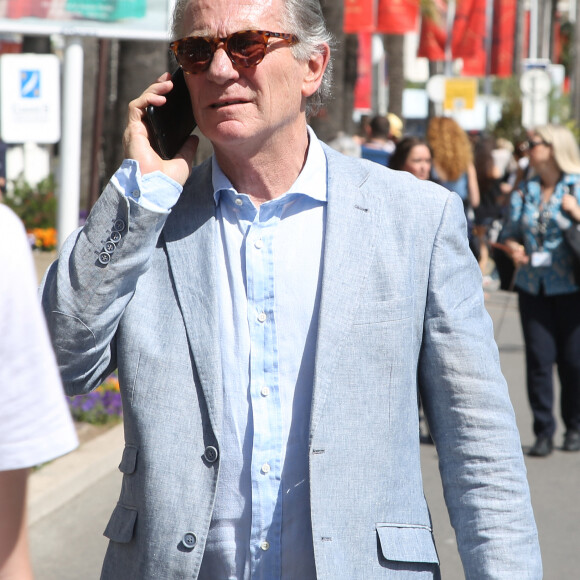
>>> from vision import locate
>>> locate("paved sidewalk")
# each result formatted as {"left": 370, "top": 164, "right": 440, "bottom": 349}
{"left": 33, "top": 250, "right": 57, "bottom": 284}
{"left": 28, "top": 424, "right": 124, "bottom": 526}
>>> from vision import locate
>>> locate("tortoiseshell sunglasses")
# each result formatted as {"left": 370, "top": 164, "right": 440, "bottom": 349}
{"left": 170, "top": 30, "right": 299, "bottom": 74}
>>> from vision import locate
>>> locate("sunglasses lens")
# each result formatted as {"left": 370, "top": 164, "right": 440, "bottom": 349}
{"left": 176, "top": 37, "right": 213, "bottom": 73}
{"left": 228, "top": 31, "right": 267, "bottom": 67}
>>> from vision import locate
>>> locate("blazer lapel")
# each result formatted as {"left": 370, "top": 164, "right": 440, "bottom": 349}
{"left": 163, "top": 162, "right": 223, "bottom": 440}
{"left": 310, "top": 148, "right": 383, "bottom": 436}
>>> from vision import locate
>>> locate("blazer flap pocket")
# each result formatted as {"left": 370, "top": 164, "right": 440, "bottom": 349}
{"left": 118, "top": 445, "right": 138, "bottom": 474}
{"left": 104, "top": 504, "right": 137, "bottom": 543}
{"left": 376, "top": 523, "right": 439, "bottom": 564}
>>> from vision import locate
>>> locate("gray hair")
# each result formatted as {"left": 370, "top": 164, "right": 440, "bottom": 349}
{"left": 535, "top": 124, "right": 580, "bottom": 174}
{"left": 170, "top": 0, "right": 334, "bottom": 118}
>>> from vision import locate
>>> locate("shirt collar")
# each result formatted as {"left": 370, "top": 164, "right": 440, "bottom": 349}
{"left": 212, "top": 126, "right": 327, "bottom": 206}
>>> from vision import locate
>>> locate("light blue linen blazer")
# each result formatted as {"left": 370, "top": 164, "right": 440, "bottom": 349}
{"left": 41, "top": 144, "right": 541, "bottom": 579}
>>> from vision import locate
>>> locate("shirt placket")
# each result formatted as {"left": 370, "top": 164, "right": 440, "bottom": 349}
{"left": 246, "top": 203, "right": 283, "bottom": 579}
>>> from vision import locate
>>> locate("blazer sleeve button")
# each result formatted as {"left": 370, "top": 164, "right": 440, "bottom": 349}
{"left": 98, "top": 251, "right": 111, "bottom": 265}
{"left": 182, "top": 532, "right": 197, "bottom": 549}
{"left": 203, "top": 446, "right": 218, "bottom": 463}
{"left": 113, "top": 219, "right": 126, "bottom": 232}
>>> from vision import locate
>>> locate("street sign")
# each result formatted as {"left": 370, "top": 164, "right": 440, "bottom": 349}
{"left": 444, "top": 78, "right": 477, "bottom": 111}
{"left": 520, "top": 69, "right": 551, "bottom": 97}
{"left": 427, "top": 76, "right": 478, "bottom": 112}
{"left": 0, "top": 54, "right": 60, "bottom": 144}
{"left": 522, "top": 58, "right": 551, "bottom": 71}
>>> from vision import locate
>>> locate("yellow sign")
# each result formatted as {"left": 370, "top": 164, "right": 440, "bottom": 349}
{"left": 444, "top": 78, "right": 477, "bottom": 111}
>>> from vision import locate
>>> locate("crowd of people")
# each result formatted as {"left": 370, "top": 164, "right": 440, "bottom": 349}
{"left": 331, "top": 114, "right": 580, "bottom": 459}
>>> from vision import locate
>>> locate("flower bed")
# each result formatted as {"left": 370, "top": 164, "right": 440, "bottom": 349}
{"left": 28, "top": 227, "right": 58, "bottom": 251}
{"left": 3, "top": 176, "right": 57, "bottom": 251}
{"left": 68, "top": 373, "right": 123, "bottom": 425}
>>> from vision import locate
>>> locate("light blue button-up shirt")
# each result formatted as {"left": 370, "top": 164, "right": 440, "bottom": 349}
{"left": 113, "top": 128, "right": 327, "bottom": 579}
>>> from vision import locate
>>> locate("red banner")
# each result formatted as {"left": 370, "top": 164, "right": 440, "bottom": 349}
{"left": 522, "top": 10, "right": 530, "bottom": 60}
{"left": 462, "top": 45, "right": 486, "bottom": 76}
{"left": 7, "top": 0, "right": 50, "bottom": 18}
{"left": 353, "top": 32, "right": 373, "bottom": 110}
{"left": 377, "top": 0, "right": 420, "bottom": 34}
{"left": 417, "top": 0, "right": 447, "bottom": 61}
{"left": 344, "top": 0, "right": 375, "bottom": 34}
{"left": 552, "top": 17, "right": 562, "bottom": 66}
{"left": 452, "top": 0, "right": 487, "bottom": 59}
{"left": 490, "top": 0, "right": 516, "bottom": 77}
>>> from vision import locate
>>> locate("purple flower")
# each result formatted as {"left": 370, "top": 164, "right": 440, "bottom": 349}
{"left": 67, "top": 374, "right": 123, "bottom": 424}
{"left": 81, "top": 398, "right": 96, "bottom": 412}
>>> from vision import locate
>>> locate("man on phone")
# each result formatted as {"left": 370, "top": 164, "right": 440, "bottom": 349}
{"left": 41, "top": 0, "right": 541, "bottom": 578}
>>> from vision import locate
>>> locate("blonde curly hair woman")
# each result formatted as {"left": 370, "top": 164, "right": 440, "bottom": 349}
{"left": 427, "top": 116, "right": 480, "bottom": 211}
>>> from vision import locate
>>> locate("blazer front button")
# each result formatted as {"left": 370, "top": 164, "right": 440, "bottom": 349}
{"left": 203, "top": 446, "right": 218, "bottom": 463}
{"left": 182, "top": 532, "right": 197, "bottom": 549}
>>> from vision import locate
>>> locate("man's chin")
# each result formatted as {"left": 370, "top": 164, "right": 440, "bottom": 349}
{"left": 206, "top": 122, "right": 261, "bottom": 151}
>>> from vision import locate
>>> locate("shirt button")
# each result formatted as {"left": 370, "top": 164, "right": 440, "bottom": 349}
{"left": 261, "top": 463, "right": 271, "bottom": 474}
{"left": 260, "top": 386, "right": 270, "bottom": 397}
{"left": 260, "top": 541, "right": 270, "bottom": 551}
{"left": 235, "top": 198, "right": 243, "bottom": 206}
{"left": 113, "top": 219, "right": 126, "bottom": 232}
{"left": 257, "top": 312, "right": 267, "bottom": 323}
{"left": 254, "top": 238, "right": 264, "bottom": 249}
{"left": 110, "top": 230, "right": 122, "bottom": 243}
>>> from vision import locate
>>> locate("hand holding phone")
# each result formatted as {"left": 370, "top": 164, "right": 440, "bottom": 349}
{"left": 145, "top": 68, "right": 197, "bottom": 160}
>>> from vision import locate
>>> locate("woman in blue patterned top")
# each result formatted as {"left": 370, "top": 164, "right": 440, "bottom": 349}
{"left": 502, "top": 124, "right": 580, "bottom": 457}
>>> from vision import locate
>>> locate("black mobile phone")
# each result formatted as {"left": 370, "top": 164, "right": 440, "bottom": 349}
{"left": 145, "top": 68, "right": 196, "bottom": 160}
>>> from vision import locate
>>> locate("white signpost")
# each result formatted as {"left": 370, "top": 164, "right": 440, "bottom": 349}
{"left": 0, "top": 0, "right": 175, "bottom": 248}
{"left": 520, "top": 69, "right": 551, "bottom": 129}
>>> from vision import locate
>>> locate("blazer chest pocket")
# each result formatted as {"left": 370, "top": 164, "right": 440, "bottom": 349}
{"left": 353, "top": 296, "right": 413, "bottom": 326}
{"left": 376, "top": 523, "right": 439, "bottom": 564}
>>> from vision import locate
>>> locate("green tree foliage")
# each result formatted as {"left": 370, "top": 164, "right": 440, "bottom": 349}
{"left": 3, "top": 176, "right": 57, "bottom": 229}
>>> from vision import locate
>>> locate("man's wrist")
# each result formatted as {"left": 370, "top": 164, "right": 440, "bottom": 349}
{"left": 111, "top": 159, "right": 183, "bottom": 213}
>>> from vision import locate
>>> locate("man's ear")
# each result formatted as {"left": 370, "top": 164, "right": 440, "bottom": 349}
{"left": 302, "top": 44, "right": 330, "bottom": 98}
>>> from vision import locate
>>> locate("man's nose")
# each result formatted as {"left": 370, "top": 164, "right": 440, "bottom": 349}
{"left": 206, "top": 47, "right": 238, "bottom": 84}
